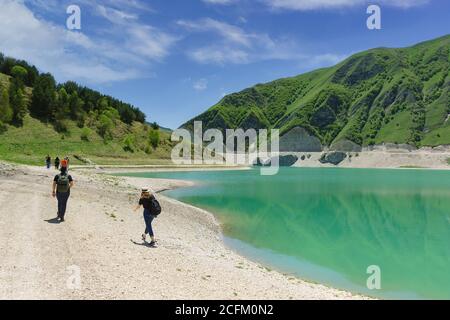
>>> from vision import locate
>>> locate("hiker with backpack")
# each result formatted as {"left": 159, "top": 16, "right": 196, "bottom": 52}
{"left": 134, "top": 188, "right": 161, "bottom": 247}
{"left": 54, "top": 157, "right": 60, "bottom": 170}
{"left": 52, "top": 167, "right": 74, "bottom": 222}
{"left": 60, "top": 157, "right": 69, "bottom": 171}
{"left": 45, "top": 155, "right": 51, "bottom": 169}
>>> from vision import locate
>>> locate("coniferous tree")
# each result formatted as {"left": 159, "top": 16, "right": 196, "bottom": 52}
{"left": 30, "top": 73, "right": 57, "bottom": 121}
{"left": 0, "top": 86, "right": 13, "bottom": 123}
{"left": 9, "top": 81, "right": 27, "bottom": 126}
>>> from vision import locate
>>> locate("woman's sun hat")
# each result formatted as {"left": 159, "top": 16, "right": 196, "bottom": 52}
{"left": 141, "top": 187, "right": 150, "bottom": 193}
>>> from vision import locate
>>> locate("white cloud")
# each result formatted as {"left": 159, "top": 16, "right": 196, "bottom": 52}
{"left": 178, "top": 17, "right": 350, "bottom": 72}
{"left": 100, "top": 0, "right": 154, "bottom": 11}
{"left": 178, "top": 18, "right": 295, "bottom": 64}
{"left": 96, "top": 4, "right": 139, "bottom": 24}
{"left": 178, "top": 17, "right": 339, "bottom": 67}
{"left": 201, "top": 0, "right": 429, "bottom": 10}
{"left": 178, "top": 18, "right": 252, "bottom": 47}
{"left": 189, "top": 46, "right": 250, "bottom": 65}
{"left": 263, "top": 0, "right": 429, "bottom": 11}
{"left": 202, "top": 0, "right": 237, "bottom": 5}
{"left": 126, "top": 25, "right": 178, "bottom": 61}
{"left": 0, "top": 0, "right": 176, "bottom": 84}
{"left": 193, "top": 78, "right": 208, "bottom": 91}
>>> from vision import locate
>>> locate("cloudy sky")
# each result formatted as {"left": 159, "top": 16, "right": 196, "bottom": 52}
{"left": 0, "top": 0, "right": 448, "bottom": 128}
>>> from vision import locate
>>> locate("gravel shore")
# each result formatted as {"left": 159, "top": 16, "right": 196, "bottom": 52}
{"left": 0, "top": 162, "right": 365, "bottom": 299}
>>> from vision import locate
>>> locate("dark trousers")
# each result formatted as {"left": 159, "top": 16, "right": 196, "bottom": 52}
{"left": 56, "top": 192, "right": 70, "bottom": 218}
{"left": 143, "top": 209, "right": 155, "bottom": 237}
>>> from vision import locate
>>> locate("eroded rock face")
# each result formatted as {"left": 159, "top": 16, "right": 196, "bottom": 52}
{"left": 319, "top": 152, "right": 347, "bottom": 165}
{"left": 279, "top": 127, "right": 323, "bottom": 152}
{"left": 330, "top": 139, "right": 362, "bottom": 152}
{"left": 253, "top": 155, "right": 299, "bottom": 167}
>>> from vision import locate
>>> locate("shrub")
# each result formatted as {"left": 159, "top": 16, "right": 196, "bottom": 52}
{"left": 76, "top": 113, "right": 86, "bottom": 128}
{"left": 150, "top": 122, "right": 160, "bottom": 130}
{"left": 144, "top": 143, "right": 152, "bottom": 154}
{"left": 148, "top": 129, "right": 160, "bottom": 149}
{"left": 97, "top": 114, "right": 113, "bottom": 139}
{"left": 54, "top": 119, "right": 68, "bottom": 133}
{"left": 0, "top": 120, "right": 7, "bottom": 134}
{"left": 80, "top": 127, "right": 92, "bottom": 141}
{"left": 123, "top": 134, "right": 135, "bottom": 152}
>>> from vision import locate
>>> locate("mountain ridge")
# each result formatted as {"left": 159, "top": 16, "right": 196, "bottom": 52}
{"left": 182, "top": 34, "right": 450, "bottom": 149}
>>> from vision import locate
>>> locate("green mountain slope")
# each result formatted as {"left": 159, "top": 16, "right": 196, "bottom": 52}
{"left": 0, "top": 114, "right": 173, "bottom": 165}
{"left": 0, "top": 53, "right": 173, "bottom": 165}
{"left": 182, "top": 35, "right": 450, "bottom": 148}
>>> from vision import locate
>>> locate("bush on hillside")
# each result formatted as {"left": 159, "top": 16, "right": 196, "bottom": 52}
{"left": 148, "top": 129, "right": 160, "bottom": 149}
{"left": 54, "top": 118, "right": 69, "bottom": 133}
{"left": 97, "top": 114, "right": 113, "bottom": 140}
{"left": 0, "top": 120, "right": 7, "bottom": 134}
{"left": 80, "top": 127, "right": 92, "bottom": 141}
{"left": 123, "top": 134, "right": 136, "bottom": 152}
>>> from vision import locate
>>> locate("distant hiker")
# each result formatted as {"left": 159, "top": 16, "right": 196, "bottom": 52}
{"left": 52, "top": 167, "right": 74, "bottom": 222}
{"left": 54, "top": 157, "right": 60, "bottom": 170}
{"left": 134, "top": 188, "right": 161, "bottom": 247}
{"left": 60, "top": 157, "right": 69, "bottom": 171}
{"left": 45, "top": 155, "right": 51, "bottom": 169}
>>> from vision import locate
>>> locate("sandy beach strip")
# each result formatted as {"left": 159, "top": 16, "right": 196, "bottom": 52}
{"left": 0, "top": 162, "right": 367, "bottom": 300}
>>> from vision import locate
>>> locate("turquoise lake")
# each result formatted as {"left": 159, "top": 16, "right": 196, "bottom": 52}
{"left": 118, "top": 168, "right": 450, "bottom": 299}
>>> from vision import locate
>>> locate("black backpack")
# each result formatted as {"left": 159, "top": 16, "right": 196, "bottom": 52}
{"left": 56, "top": 174, "right": 70, "bottom": 193}
{"left": 150, "top": 198, "right": 162, "bottom": 216}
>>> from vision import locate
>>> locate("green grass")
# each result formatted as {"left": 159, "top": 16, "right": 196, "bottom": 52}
{"left": 421, "top": 123, "right": 450, "bottom": 146}
{"left": 0, "top": 73, "right": 10, "bottom": 88}
{"left": 375, "top": 110, "right": 414, "bottom": 144}
{"left": 0, "top": 114, "right": 173, "bottom": 166}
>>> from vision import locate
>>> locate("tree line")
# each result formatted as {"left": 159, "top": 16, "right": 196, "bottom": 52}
{"left": 0, "top": 53, "right": 146, "bottom": 132}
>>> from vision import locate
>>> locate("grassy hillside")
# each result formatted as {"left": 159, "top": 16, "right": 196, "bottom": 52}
{"left": 182, "top": 35, "right": 450, "bottom": 147}
{"left": 0, "top": 114, "right": 173, "bottom": 166}
{"left": 0, "top": 69, "right": 173, "bottom": 166}
{"left": 0, "top": 52, "right": 175, "bottom": 166}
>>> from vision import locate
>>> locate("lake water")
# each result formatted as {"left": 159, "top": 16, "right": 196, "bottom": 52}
{"left": 118, "top": 168, "right": 450, "bottom": 299}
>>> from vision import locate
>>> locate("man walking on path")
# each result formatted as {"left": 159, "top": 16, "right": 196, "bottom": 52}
{"left": 45, "top": 155, "right": 51, "bottom": 169}
{"left": 54, "top": 157, "right": 60, "bottom": 170}
{"left": 52, "top": 167, "right": 74, "bottom": 222}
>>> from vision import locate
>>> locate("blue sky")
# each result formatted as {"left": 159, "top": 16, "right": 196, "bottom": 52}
{"left": 0, "top": 0, "right": 449, "bottom": 128}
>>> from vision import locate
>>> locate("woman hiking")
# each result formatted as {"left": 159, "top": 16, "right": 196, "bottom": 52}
{"left": 52, "top": 167, "right": 74, "bottom": 222}
{"left": 54, "top": 157, "right": 60, "bottom": 170}
{"left": 45, "top": 155, "right": 51, "bottom": 169}
{"left": 134, "top": 188, "right": 161, "bottom": 247}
